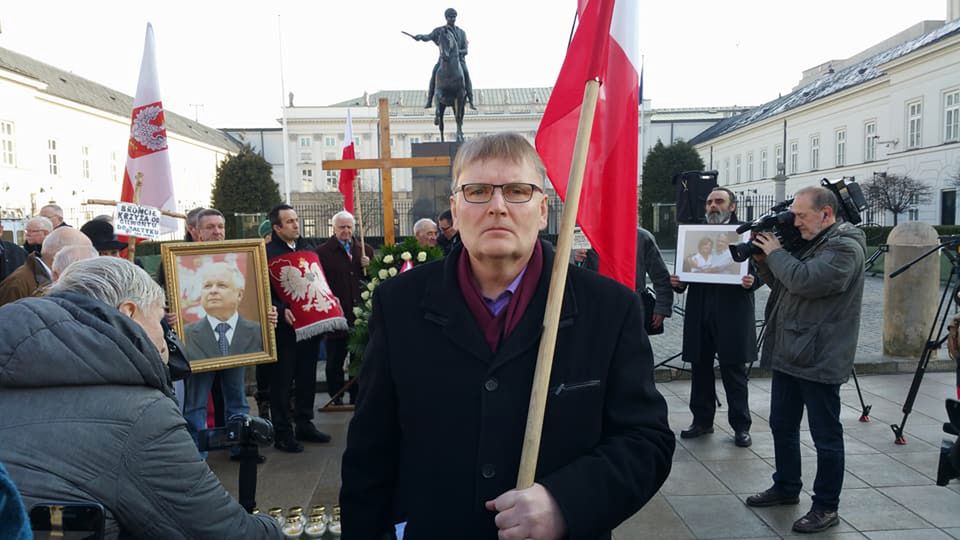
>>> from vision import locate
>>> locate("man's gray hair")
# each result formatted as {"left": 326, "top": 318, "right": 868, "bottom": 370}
{"left": 197, "top": 261, "right": 245, "bottom": 291}
{"left": 40, "top": 204, "right": 64, "bottom": 219}
{"left": 333, "top": 210, "right": 355, "bottom": 226}
{"left": 451, "top": 132, "right": 547, "bottom": 192}
{"left": 50, "top": 257, "right": 165, "bottom": 311}
{"left": 795, "top": 186, "right": 839, "bottom": 215}
{"left": 52, "top": 245, "right": 99, "bottom": 277}
{"left": 413, "top": 218, "right": 437, "bottom": 235}
{"left": 27, "top": 216, "right": 54, "bottom": 233}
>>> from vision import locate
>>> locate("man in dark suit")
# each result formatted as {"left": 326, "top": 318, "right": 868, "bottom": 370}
{"left": 316, "top": 210, "right": 372, "bottom": 405}
{"left": 341, "top": 133, "right": 674, "bottom": 539}
{"left": 0, "top": 220, "right": 27, "bottom": 282}
{"left": 182, "top": 260, "right": 263, "bottom": 460}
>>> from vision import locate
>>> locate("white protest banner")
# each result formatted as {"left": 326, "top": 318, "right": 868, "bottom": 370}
{"left": 572, "top": 226, "right": 591, "bottom": 251}
{"left": 115, "top": 202, "right": 162, "bottom": 240}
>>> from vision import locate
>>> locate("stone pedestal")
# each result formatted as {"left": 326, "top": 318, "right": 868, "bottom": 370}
{"left": 411, "top": 142, "right": 460, "bottom": 227}
{"left": 883, "top": 222, "right": 940, "bottom": 357}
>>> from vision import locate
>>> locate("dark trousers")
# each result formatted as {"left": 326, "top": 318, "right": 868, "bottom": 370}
{"left": 689, "top": 328, "right": 751, "bottom": 431}
{"left": 270, "top": 336, "right": 320, "bottom": 439}
{"left": 769, "top": 370, "right": 844, "bottom": 511}
{"left": 326, "top": 337, "right": 357, "bottom": 402}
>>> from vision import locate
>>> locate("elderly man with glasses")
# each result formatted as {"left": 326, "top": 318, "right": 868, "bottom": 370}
{"left": 341, "top": 132, "right": 674, "bottom": 539}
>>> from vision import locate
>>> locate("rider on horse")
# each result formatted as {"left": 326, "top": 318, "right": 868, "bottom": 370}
{"left": 413, "top": 8, "right": 476, "bottom": 110}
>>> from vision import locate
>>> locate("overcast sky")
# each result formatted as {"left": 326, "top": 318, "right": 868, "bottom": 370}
{"left": 0, "top": 1, "right": 949, "bottom": 128}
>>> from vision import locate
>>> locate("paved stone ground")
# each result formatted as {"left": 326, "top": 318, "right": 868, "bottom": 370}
{"left": 207, "top": 252, "right": 960, "bottom": 538}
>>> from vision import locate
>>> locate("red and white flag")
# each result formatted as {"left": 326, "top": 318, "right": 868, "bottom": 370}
{"left": 339, "top": 109, "right": 357, "bottom": 213}
{"left": 536, "top": 0, "right": 639, "bottom": 288}
{"left": 120, "top": 23, "right": 177, "bottom": 233}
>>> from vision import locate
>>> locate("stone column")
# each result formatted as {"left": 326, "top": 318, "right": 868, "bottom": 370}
{"left": 883, "top": 222, "right": 940, "bottom": 356}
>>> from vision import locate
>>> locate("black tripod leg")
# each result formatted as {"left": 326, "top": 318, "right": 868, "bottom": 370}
{"left": 850, "top": 367, "right": 872, "bottom": 422}
{"left": 238, "top": 444, "right": 259, "bottom": 512}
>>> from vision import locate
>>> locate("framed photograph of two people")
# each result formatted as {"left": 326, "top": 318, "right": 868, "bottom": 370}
{"left": 161, "top": 239, "right": 277, "bottom": 373}
{"left": 676, "top": 224, "right": 751, "bottom": 285}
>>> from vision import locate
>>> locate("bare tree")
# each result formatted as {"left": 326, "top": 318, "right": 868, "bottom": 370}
{"left": 862, "top": 173, "right": 933, "bottom": 225}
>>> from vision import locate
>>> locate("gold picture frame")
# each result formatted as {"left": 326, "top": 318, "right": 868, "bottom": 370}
{"left": 161, "top": 239, "right": 277, "bottom": 373}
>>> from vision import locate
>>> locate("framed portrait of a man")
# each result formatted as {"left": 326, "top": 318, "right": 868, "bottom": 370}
{"left": 161, "top": 239, "right": 277, "bottom": 372}
{"left": 676, "top": 224, "right": 751, "bottom": 285}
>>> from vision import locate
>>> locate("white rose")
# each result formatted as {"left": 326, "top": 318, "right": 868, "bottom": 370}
{"left": 367, "top": 282, "right": 376, "bottom": 291}
{"left": 361, "top": 290, "right": 370, "bottom": 300}
{"left": 417, "top": 251, "right": 427, "bottom": 262}
{"left": 401, "top": 251, "right": 412, "bottom": 261}
{"left": 372, "top": 278, "right": 379, "bottom": 286}
{"left": 388, "top": 267, "right": 398, "bottom": 277}
{"left": 353, "top": 307, "right": 363, "bottom": 317}
{"left": 378, "top": 269, "right": 389, "bottom": 280}
{"left": 382, "top": 254, "right": 394, "bottom": 264}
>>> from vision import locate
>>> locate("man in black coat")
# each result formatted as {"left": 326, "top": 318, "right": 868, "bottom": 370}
{"left": 265, "top": 204, "right": 331, "bottom": 452}
{"left": 671, "top": 188, "right": 758, "bottom": 448}
{"left": 0, "top": 220, "right": 27, "bottom": 282}
{"left": 341, "top": 133, "right": 674, "bottom": 539}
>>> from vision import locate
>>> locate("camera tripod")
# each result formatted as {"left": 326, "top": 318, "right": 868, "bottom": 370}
{"left": 888, "top": 236, "right": 960, "bottom": 445}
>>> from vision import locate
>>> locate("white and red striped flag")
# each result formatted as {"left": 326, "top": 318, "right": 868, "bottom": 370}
{"left": 119, "top": 23, "right": 177, "bottom": 233}
{"left": 339, "top": 109, "right": 357, "bottom": 213}
{"left": 536, "top": 0, "right": 639, "bottom": 288}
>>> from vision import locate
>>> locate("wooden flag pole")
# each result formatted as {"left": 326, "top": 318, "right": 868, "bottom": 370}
{"left": 354, "top": 177, "right": 367, "bottom": 276}
{"left": 516, "top": 79, "right": 601, "bottom": 489}
{"left": 126, "top": 173, "right": 144, "bottom": 262}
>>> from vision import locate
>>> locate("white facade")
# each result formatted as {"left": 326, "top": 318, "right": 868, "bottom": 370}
{"left": 0, "top": 47, "right": 237, "bottom": 230}
{"left": 692, "top": 17, "right": 960, "bottom": 225}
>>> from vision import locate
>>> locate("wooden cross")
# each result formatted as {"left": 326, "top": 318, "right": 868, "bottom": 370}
{"left": 85, "top": 172, "right": 186, "bottom": 261}
{"left": 322, "top": 97, "right": 451, "bottom": 245}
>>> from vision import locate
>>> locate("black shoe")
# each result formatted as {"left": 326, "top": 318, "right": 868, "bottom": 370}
{"left": 296, "top": 424, "right": 332, "bottom": 443}
{"left": 274, "top": 436, "right": 304, "bottom": 453}
{"left": 745, "top": 487, "right": 800, "bottom": 507}
{"left": 680, "top": 424, "right": 714, "bottom": 439}
{"left": 735, "top": 431, "right": 752, "bottom": 447}
{"left": 792, "top": 508, "right": 839, "bottom": 533}
{"left": 230, "top": 453, "right": 267, "bottom": 464}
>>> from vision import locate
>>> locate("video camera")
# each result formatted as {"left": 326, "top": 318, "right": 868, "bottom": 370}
{"left": 729, "top": 176, "right": 869, "bottom": 262}
{"left": 937, "top": 399, "right": 960, "bottom": 486}
{"left": 197, "top": 414, "right": 274, "bottom": 452}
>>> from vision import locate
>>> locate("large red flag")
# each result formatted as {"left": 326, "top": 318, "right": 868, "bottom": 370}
{"left": 536, "top": 0, "right": 639, "bottom": 288}
{"left": 120, "top": 23, "right": 177, "bottom": 233}
{"left": 339, "top": 109, "right": 357, "bottom": 213}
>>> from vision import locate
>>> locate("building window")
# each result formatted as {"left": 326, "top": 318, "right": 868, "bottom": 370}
{"left": 810, "top": 135, "right": 820, "bottom": 170}
{"left": 301, "top": 168, "right": 313, "bottom": 191}
{"left": 326, "top": 170, "right": 338, "bottom": 189}
{"left": 864, "top": 121, "right": 877, "bottom": 162}
{"left": 81, "top": 145, "right": 91, "bottom": 179}
{"left": 325, "top": 136, "right": 336, "bottom": 147}
{"left": 354, "top": 136, "right": 361, "bottom": 148}
{"left": 735, "top": 155, "right": 741, "bottom": 184}
{"left": 907, "top": 100, "right": 922, "bottom": 149}
{"left": 298, "top": 136, "right": 312, "bottom": 148}
{"left": 774, "top": 144, "right": 783, "bottom": 175}
{"left": 723, "top": 158, "right": 730, "bottom": 186}
{"left": 48, "top": 139, "right": 59, "bottom": 176}
{"left": 789, "top": 141, "right": 798, "bottom": 174}
{"left": 760, "top": 149, "right": 767, "bottom": 178}
{"left": 835, "top": 129, "right": 846, "bottom": 167}
{"left": 410, "top": 136, "right": 421, "bottom": 145}
{"left": 747, "top": 152, "right": 754, "bottom": 181}
{"left": 908, "top": 194, "right": 919, "bottom": 221}
{"left": 945, "top": 89, "right": 960, "bottom": 143}
{"left": 0, "top": 121, "right": 15, "bottom": 167}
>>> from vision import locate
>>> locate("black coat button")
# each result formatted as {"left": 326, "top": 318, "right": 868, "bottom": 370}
{"left": 484, "top": 378, "right": 498, "bottom": 392}
{"left": 481, "top": 464, "right": 496, "bottom": 479}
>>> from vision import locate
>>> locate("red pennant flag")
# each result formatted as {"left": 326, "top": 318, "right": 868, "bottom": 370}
{"left": 339, "top": 109, "right": 357, "bottom": 213}
{"left": 536, "top": 0, "right": 639, "bottom": 288}
{"left": 120, "top": 23, "right": 177, "bottom": 233}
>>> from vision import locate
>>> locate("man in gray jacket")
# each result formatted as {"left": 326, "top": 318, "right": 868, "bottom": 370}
{"left": 0, "top": 257, "right": 280, "bottom": 539}
{"left": 746, "top": 186, "right": 866, "bottom": 534}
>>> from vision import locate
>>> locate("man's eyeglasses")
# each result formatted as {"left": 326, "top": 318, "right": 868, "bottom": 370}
{"left": 454, "top": 183, "right": 544, "bottom": 204}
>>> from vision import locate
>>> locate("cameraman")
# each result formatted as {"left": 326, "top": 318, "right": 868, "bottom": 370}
{"left": 746, "top": 186, "right": 866, "bottom": 534}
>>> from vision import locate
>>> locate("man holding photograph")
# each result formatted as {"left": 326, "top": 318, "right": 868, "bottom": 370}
{"left": 671, "top": 188, "right": 758, "bottom": 448}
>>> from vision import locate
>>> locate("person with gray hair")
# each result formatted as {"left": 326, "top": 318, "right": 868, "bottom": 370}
{"left": 184, "top": 206, "right": 206, "bottom": 242}
{"left": 51, "top": 244, "right": 99, "bottom": 281}
{"left": 23, "top": 216, "right": 53, "bottom": 255}
{"left": 0, "top": 257, "right": 281, "bottom": 538}
{"left": 0, "top": 226, "right": 93, "bottom": 307}
{"left": 413, "top": 217, "right": 439, "bottom": 247}
{"left": 39, "top": 204, "right": 68, "bottom": 229}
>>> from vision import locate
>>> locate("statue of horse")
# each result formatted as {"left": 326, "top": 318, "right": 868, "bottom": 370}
{"left": 432, "top": 28, "right": 466, "bottom": 142}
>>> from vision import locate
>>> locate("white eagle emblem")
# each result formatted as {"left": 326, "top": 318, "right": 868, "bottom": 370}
{"left": 131, "top": 105, "right": 167, "bottom": 151}
{"left": 279, "top": 258, "right": 336, "bottom": 313}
